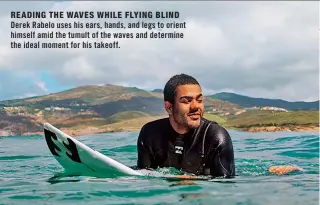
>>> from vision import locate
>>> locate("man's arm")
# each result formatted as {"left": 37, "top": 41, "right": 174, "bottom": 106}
{"left": 137, "top": 125, "right": 154, "bottom": 169}
{"left": 208, "top": 126, "right": 236, "bottom": 178}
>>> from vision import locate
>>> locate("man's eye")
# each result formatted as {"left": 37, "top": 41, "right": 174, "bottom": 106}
{"left": 181, "top": 99, "right": 190, "bottom": 104}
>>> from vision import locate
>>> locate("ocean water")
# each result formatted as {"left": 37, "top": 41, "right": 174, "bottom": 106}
{"left": 0, "top": 130, "right": 319, "bottom": 205}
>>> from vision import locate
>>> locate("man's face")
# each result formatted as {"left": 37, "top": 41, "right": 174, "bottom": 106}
{"left": 171, "top": 84, "right": 204, "bottom": 130}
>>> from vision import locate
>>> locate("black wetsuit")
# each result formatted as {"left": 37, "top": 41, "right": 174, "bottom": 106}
{"left": 137, "top": 117, "right": 236, "bottom": 177}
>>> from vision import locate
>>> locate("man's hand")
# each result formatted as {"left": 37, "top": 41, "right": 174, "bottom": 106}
{"left": 171, "top": 175, "right": 198, "bottom": 186}
{"left": 176, "top": 175, "right": 198, "bottom": 179}
{"left": 269, "top": 165, "right": 305, "bottom": 175}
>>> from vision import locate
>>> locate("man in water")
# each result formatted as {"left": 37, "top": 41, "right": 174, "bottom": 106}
{"left": 136, "top": 74, "right": 304, "bottom": 178}
{"left": 137, "top": 74, "right": 235, "bottom": 177}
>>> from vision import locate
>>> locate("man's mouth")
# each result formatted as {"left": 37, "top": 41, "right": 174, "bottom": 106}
{"left": 188, "top": 113, "right": 200, "bottom": 120}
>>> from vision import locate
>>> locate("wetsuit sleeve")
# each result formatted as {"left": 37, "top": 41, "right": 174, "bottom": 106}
{"left": 137, "top": 125, "right": 154, "bottom": 169}
{"left": 208, "top": 126, "right": 236, "bottom": 178}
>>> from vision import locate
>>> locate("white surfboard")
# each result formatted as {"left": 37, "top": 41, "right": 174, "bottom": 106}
{"left": 43, "top": 122, "right": 144, "bottom": 178}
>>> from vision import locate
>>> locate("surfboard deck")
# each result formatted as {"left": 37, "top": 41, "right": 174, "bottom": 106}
{"left": 43, "top": 122, "right": 144, "bottom": 178}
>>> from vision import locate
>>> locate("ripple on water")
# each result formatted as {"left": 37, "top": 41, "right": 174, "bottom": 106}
{"left": 0, "top": 155, "right": 40, "bottom": 161}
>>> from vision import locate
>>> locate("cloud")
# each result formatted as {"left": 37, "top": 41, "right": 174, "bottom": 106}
{"left": 0, "top": 70, "right": 48, "bottom": 100}
{"left": 0, "top": 1, "right": 318, "bottom": 101}
{"left": 35, "top": 81, "right": 48, "bottom": 92}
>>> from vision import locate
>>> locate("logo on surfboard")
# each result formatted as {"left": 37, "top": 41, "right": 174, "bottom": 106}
{"left": 44, "top": 129, "right": 81, "bottom": 163}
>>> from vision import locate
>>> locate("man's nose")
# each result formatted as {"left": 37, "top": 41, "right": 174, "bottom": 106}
{"left": 190, "top": 99, "right": 199, "bottom": 109}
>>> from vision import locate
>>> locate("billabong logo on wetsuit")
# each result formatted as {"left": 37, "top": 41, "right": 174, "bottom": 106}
{"left": 175, "top": 146, "right": 183, "bottom": 154}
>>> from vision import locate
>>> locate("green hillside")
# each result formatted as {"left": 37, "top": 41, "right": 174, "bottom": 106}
{"left": 53, "top": 111, "right": 150, "bottom": 128}
{"left": 226, "top": 110, "right": 319, "bottom": 128}
{"left": 211, "top": 92, "right": 319, "bottom": 110}
{"left": 203, "top": 113, "right": 227, "bottom": 125}
{"left": 105, "top": 111, "right": 150, "bottom": 124}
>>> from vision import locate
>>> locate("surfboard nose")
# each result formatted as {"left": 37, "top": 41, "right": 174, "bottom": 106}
{"left": 43, "top": 122, "right": 53, "bottom": 130}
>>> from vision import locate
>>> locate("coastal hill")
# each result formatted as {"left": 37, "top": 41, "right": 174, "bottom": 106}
{"left": 210, "top": 92, "right": 319, "bottom": 110}
{"left": 0, "top": 84, "right": 318, "bottom": 136}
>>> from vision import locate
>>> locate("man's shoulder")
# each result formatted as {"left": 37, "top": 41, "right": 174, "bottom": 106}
{"left": 138, "top": 117, "right": 168, "bottom": 142}
{"left": 200, "top": 117, "right": 219, "bottom": 128}
{"left": 201, "top": 117, "right": 230, "bottom": 141}
{"left": 140, "top": 117, "right": 169, "bottom": 133}
{"left": 143, "top": 117, "right": 168, "bottom": 127}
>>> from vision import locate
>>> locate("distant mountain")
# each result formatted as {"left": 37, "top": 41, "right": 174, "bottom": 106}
{"left": 210, "top": 92, "right": 319, "bottom": 110}
{"left": 152, "top": 89, "right": 163, "bottom": 93}
{"left": 204, "top": 97, "right": 242, "bottom": 114}
{"left": 0, "top": 84, "right": 162, "bottom": 105}
{"left": 0, "top": 85, "right": 242, "bottom": 115}
{"left": 0, "top": 84, "right": 167, "bottom": 119}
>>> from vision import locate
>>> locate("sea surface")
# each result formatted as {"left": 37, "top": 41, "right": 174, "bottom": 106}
{"left": 0, "top": 130, "right": 319, "bottom": 205}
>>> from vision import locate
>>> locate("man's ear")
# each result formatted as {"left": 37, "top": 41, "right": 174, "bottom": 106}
{"left": 164, "top": 101, "right": 173, "bottom": 115}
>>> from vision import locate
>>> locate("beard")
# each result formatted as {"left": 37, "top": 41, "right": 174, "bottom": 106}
{"left": 172, "top": 107, "right": 202, "bottom": 130}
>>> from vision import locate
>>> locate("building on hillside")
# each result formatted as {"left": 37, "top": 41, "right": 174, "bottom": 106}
{"left": 53, "top": 107, "right": 71, "bottom": 111}
{"left": 4, "top": 106, "right": 26, "bottom": 111}
{"left": 260, "top": 106, "right": 289, "bottom": 112}
{"left": 44, "top": 107, "right": 71, "bottom": 111}
{"left": 235, "top": 110, "right": 246, "bottom": 115}
{"left": 245, "top": 106, "right": 260, "bottom": 110}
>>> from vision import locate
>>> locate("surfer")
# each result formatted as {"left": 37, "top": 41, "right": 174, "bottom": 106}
{"left": 137, "top": 74, "right": 235, "bottom": 177}
{"left": 136, "top": 74, "right": 304, "bottom": 177}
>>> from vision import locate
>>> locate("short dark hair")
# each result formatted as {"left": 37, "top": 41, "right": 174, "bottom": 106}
{"left": 163, "top": 74, "right": 200, "bottom": 103}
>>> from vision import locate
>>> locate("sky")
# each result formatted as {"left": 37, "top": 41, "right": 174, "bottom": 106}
{"left": 0, "top": 1, "right": 319, "bottom": 102}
